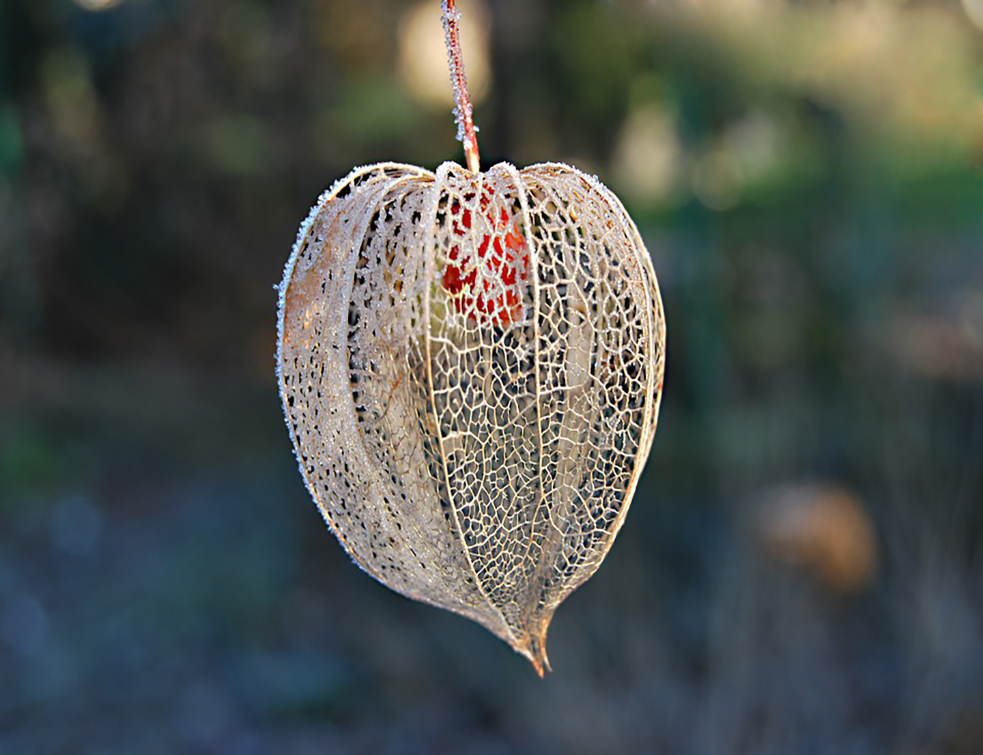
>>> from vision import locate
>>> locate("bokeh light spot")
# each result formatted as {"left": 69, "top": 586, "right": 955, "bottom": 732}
{"left": 73, "top": 0, "right": 126, "bottom": 11}
{"left": 612, "top": 102, "right": 684, "bottom": 207}
{"left": 692, "top": 147, "right": 743, "bottom": 211}
{"left": 963, "top": 0, "right": 983, "bottom": 31}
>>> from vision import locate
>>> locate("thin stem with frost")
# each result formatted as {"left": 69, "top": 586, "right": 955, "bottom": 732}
{"left": 442, "top": 0, "right": 480, "bottom": 173}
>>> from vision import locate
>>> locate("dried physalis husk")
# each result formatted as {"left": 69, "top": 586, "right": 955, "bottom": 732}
{"left": 277, "top": 160, "right": 665, "bottom": 675}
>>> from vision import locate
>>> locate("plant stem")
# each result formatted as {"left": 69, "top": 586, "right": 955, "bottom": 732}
{"left": 442, "top": 0, "right": 480, "bottom": 173}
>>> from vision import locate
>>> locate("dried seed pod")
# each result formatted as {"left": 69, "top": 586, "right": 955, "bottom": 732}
{"left": 277, "top": 160, "right": 665, "bottom": 674}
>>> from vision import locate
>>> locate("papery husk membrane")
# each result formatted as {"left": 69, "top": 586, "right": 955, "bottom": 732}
{"left": 278, "top": 161, "right": 665, "bottom": 674}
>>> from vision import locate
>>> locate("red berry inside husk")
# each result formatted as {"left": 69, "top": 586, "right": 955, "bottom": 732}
{"left": 442, "top": 194, "right": 529, "bottom": 328}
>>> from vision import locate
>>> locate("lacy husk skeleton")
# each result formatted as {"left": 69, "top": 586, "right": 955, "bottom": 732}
{"left": 277, "top": 2, "right": 665, "bottom": 675}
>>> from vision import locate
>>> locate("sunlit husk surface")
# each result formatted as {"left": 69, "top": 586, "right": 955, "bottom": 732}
{"left": 277, "top": 161, "right": 665, "bottom": 674}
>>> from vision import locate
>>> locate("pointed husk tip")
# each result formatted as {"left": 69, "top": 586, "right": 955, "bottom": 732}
{"left": 513, "top": 618, "right": 552, "bottom": 677}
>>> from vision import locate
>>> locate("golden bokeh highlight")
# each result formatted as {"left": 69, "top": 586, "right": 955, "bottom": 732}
{"left": 756, "top": 484, "right": 879, "bottom": 594}
{"left": 72, "top": 0, "right": 126, "bottom": 11}
{"left": 612, "top": 102, "right": 684, "bottom": 207}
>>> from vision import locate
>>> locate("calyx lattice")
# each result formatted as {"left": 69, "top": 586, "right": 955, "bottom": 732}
{"left": 278, "top": 161, "right": 665, "bottom": 674}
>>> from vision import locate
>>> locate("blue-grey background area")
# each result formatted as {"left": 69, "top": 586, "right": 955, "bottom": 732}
{"left": 1, "top": 0, "right": 982, "bottom": 753}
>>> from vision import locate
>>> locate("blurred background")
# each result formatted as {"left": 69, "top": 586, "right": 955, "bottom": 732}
{"left": 1, "top": 0, "right": 982, "bottom": 752}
